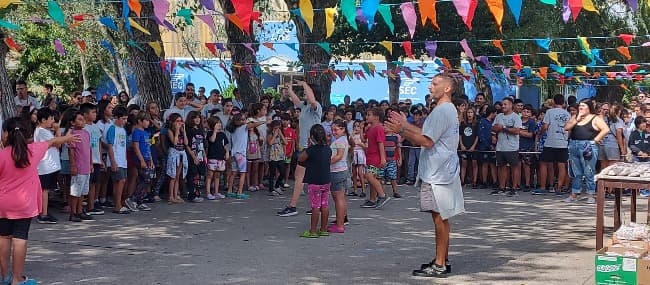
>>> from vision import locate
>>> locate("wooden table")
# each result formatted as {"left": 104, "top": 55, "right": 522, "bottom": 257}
{"left": 596, "top": 176, "right": 650, "bottom": 250}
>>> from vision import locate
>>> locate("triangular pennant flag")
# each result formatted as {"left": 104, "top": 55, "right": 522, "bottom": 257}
{"left": 225, "top": 14, "right": 244, "bottom": 32}
{"left": 362, "top": 0, "right": 380, "bottom": 30}
{"left": 492, "top": 39, "right": 505, "bottom": 55}
{"left": 540, "top": 0, "right": 556, "bottom": 5}
{"left": 341, "top": 0, "right": 358, "bottom": 31}
{"left": 74, "top": 40, "right": 86, "bottom": 52}
{"left": 148, "top": 41, "right": 162, "bottom": 57}
{"left": 47, "top": 0, "right": 67, "bottom": 28}
{"left": 200, "top": 0, "right": 215, "bottom": 11}
{"left": 377, "top": 5, "right": 394, "bottom": 34}
{"left": 160, "top": 60, "right": 167, "bottom": 71}
{"left": 440, "top": 58, "right": 452, "bottom": 69}
{"left": 626, "top": 0, "right": 638, "bottom": 11}
{"left": 582, "top": 0, "right": 599, "bottom": 13}
{"left": 128, "top": 0, "right": 142, "bottom": 17}
{"left": 402, "top": 41, "right": 414, "bottom": 59}
{"left": 100, "top": 39, "right": 115, "bottom": 56}
{"left": 460, "top": 39, "right": 474, "bottom": 60}
{"left": 129, "top": 18, "right": 151, "bottom": 35}
{"left": 485, "top": 0, "right": 504, "bottom": 32}
{"left": 197, "top": 15, "right": 217, "bottom": 36}
{"left": 152, "top": 0, "right": 170, "bottom": 24}
{"left": 568, "top": 0, "right": 581, "bottom": 21}
{"left": 618, "top": 34, "right": 635, "bottom": 46}
{"left": 325, "top": 8, "right": 336, "bottom": 38}
{"left": 122, "top": 0, "right": 132, "bottom": 35}
{"left": 232, "top": 0, "right": 253, "bottom": 34}
{"left": 607, "top": 60, "right": 618, "bottom": 66}
{"left": 262, "top": 42, "right": 275, "bottom": 51}
{"left": 548, "top": 52, "right": 561, "bottom": 66}
{"left": 576, "top": 65, "right": 587, "bottom": 73}
{"left": 379, "top": 41, "right": 392, "bottom": 54}
{"left": 53, "top": 39, "right": 65, "bottom": 56}
{"left": 299, "top": 0, "right": 314, "bottom": 31}
{"left": 177, "top": 8, "right": 193, "bottom": 25}
{"left": 4, "top": 37, "right": 21, "bottom": 52}
{"left": 535, "top": 38, "right": 551, "bottom": 51}
{"left": 616, "top": 46, "right": 632, "bottom": 60}
{"left": 512, "top": 54, "right": 522, "bottom": 71}
{"left": 538, "top": 67, "right": 548, "bottom": 80}
{"left": 400, "top": 2, "right": 417, "bottom": 38}
{"left": 0, "top": 0, "right": 21, "bottom": 9}
{"left": 0, "top": 19, "right": 20, "bottom": 30}
{"left": 99, "top": 16, "right": 118, "bottom": 32}
{"left": 506, "top": 0, "right": 522, "bottom": 25}
{"left": 127, "top": 40, "right": 144, "bottom": 52}
{"left": 205, "top": 42, "right": 217, "bottom": 56}
{"left": 577, "top": 36, "right": 593, "bottom": 60}
{"left": 367, "top": 63, "right": 376, "bottom": 76}
{"left": 452, "top": 0, "right": 478, "bottom": 30}
{"left": 316, "top": 42, "right": 331, "bottom": 54}
{"left": 243, "top": 43, "right": 256, "bottom": 55}
{"left": 425, "top": 41, "right": 437, "bottom": 58}
{"left": 419, "top": 0, "right": 439, "bottom": 29}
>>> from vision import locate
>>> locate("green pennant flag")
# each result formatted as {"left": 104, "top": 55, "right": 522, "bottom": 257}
{"left": 127, "top": 40, "right": 144, "bottom": 52}
{"left": 341, "top": 0, "right": 357, "bottom": 31}
{"left": 377, "top": 5, "right": 394, "bottom": 34}
{"left": 177, "top": 8, "right": 193, "bottom": 25}
{"left": 317, "top": 42, "right": 330, "bottom": 54}
{"left": 48, "top": 0, "right": 67, "bottom": 28}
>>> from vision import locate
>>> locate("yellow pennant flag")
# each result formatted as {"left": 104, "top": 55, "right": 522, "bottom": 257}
{"left": 299, "top": 0, "right": 314, "bottom": 31}
{"left": 607, "top": 60, "right": 618, "bottom": 66}
{"left": 379, "top": 41, "right": 392, "bottom": 54}
{"left": 0, "top": 0, "right": 21, "bottom": 9}
{"left": 148, "top": 41, "right": 162, "bottom": 57}
{"left": 325, "top": 8, "right": 336, "bottom": 38}
{"left": 582, "top": 0, "right": 599, "bottom": 13}
{"left": 576, "top": 65, "right": 587, "bottom": 73}
{"left": 548, "top": 52, "right": 561, "bottom": 66}
{"left": 129, "top": 18, "right": 151, "bottom": 35}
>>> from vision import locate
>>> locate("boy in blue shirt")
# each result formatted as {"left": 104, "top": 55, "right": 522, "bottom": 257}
{"left": 478, "top": 106, "right": 497, "bottom": 189}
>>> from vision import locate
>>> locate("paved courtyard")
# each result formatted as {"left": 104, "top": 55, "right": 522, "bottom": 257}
{"left": 26, "top": 184, "right": 639, "bottom": 284}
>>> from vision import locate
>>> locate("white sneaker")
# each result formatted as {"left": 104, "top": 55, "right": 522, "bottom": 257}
{"left": 215, "top": 193, "right": 226, "bottom": 199}
{"left": 248, "top": 186, "right": 258, "bottom": 192}
{"left": 563, "top": 197, "right": 578, "bottom": 203}
{"left": 137, "top": 204, "right": 152, "bottom": 211}
{"left": 587, "top": 197, "right": 596, "bottom": 204}
{"left": 282, "top": 183, "right": 290, "bottom": 188}
{"left": 206, "top": 194, "right": 216, "bottom": 200}
{"left": 192, "top": 197, "right": 204, "bottom": 203}
{"left": 124, "top": 198, "right": 138, "bottom": 212}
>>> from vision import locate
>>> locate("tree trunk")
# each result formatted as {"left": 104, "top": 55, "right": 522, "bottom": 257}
{"left": 80, "top": 53, "right": 90, "bottom": 90}
{"left": 595, "top": 85, "right": 624, "bottom": 103}
{"left": 114, "top": 2, "right": 170, "bottom": 107}
{"left": 0, "top": 34, "right": 16, "bottom": 120}
{"left": 386, "top": 55, "right": 400, "bottom": 104}
{"left": 115, "top": 56, "right": 131, "bottom": 96}
{"left": 218, "top": 0, "right": 262, "bottom": 107}
{"left": 286, "top": 0, "right": 337, "bottom": 107}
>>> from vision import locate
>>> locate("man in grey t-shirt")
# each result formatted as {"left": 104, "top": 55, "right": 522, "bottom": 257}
{"left": 535, "top": 94, "right": 570, "bottom": 195}
{"left": 14, "top": 80, "right": 40, "bottom": 113}
{"left": 277, "top": 81, "right": 322, "bottom": 217}
{"left": 492, "top": 97, "right": 522, "bottom": 195}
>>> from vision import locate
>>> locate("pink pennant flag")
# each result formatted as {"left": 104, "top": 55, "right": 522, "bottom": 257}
{"left": 243, "top": 43, "right": 255, "bottom": 55}
{"left": 503, "top": 67, "right": 511, "bottom": 80}
{"left": 460, "top": 39, "right": 474, "bottom": 60}
{"left": 197, "top": 15, "right": 217, "bottom": 36}
{"left": 400, "top": 2, "right": 417, "bottom": 39}
{"left": 53, "top": 39, "right": 66, "bottom": 56}
{"left": 152, "top": 0, "right": 170, "bottom": 24}
{"left": 642, "top": 42, "right": 650, "bottom": 47}
{"left": 452, "top": 0, "right": 478, "bottom": 30}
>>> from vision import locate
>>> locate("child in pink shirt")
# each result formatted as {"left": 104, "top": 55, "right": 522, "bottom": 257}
{"left": 66, "top": 111, "right": 93, "bottom": 222}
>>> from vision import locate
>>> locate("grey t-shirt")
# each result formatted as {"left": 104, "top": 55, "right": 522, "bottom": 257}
{"left": 542, "top": 108, "right": 570, "bottom": 148}
{"left": 14, "top": 96, "right": 40, "bottom": 109}
{"left": 493, "top": 112, "right": 522, "bottom": 152}
{"left": 298, "top": 101, "right": 322, "bottom": 149}
{"left": 603, "top": 117, "right": 624, "bottom": 148}
{"left": 419, "top": 102, "right": 460, "bottom": 185}
{"left": 202, "top": 103, "right": 222, "bottom": 118}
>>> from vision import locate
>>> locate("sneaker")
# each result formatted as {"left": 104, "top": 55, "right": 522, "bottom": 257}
{"left": 113, "top": 207, "right": 131, "bottom": 214}
{"left": 563, "top": 196, "right": 578, "bottom": 203}
{"left": 87, "top": 208, "right": 105, "bottom": 215}
{"left": 347, "top": 192, "right": 358, "bottom": 197}
{"left": 153, "top": 195, "right": 162, "bottom": 202}
{"left": 522, "top": 186, "right": 531, "bottom": 192}
{"left": 393, "top": 193, "right": 402, "bottom": 198}
{"left": 36, "top": 215, "right": 57, "bottom": 224}
{"left": 226, "top": 192, "right": 237, "bottom": 198}
{"left": 258, "top": 184, "right": 268, "bottom": 190}
{"left": 358, "top": 192, "right": 366, "bottom": 198}
{"left": 101, "top": 201, "right": 115, "bottom": 208}
{"left": 1, "top": 272, "right": 12, "bottom": 285}
{"left": 375, "top": 196, "right": 392, "bottom": 209}
{"left": 490, "top": 189, "right": 505, "bottom": 195}
{"left": 206, "top": 194, "right": 216, "bottom": 200}
{"left": 124, "top": 198, "right": 138, "bottom": 212}
{"left": 406, "top": 180, "right": 415, "bottom": 186}
{"left": 360, "top": 200, "right": 376, "bottom": 208}
{"left": 192, "top": 197, "right": 204, "bottom": 203}
{"left": 268, "top": 189, "right": 282, "bottom": 196}
{"left": 235, "top": 193, "right": 250, "bottom": 199}
{"left": 14, "top": 276, "right": 37, "bottom": 285}
{"left": 506, "top": 190, "right": 518, "bottom": 197}
{"left": 412, "top": 263, "right": 448, "bottom": 278}
{"left": 531, "top": 189, "right": 547, "bottom": 195}
{"left": 79, "top": 212, "right": 93, "bottom": 221}
{"left": 586, "top": 197, "right": 596, "bottom": 204}
{"left": 137, "top": 204, "right": 152, "bottom": 211}
{"left": 248, "top": 186, "right": 258, "bottom": 192}
{"left": 420, "top": 259, "right": 452, "bottom": 273}
{"left": 306, "top": 210, "right": 312, "bottom": 215}
{"left": 277, "top": 206, "right": 298, "bottom": 217}
{"left": 641, "top": 190, "right": 650, "bottom": 198}
{"left": 282, "top": 183, "right": 290, "bottom": 188}
{"left": 69, "top": 214, "right": 82, "bottom": 222}
{"left": 215, "top": 193, "right": 226, "bottom": 199}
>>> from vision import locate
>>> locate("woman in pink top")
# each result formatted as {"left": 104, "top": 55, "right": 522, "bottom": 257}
{"left": 0, "top": 117, "right": 78, "bottom": 285}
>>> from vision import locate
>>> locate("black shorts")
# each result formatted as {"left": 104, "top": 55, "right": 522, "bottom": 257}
{"left": 459, "top": 151, "right": 476, "bottom": 161}
{"left": 38, "top": 171, "right": 59, "bottom": 190}
{"left": 519, "top": 152, "right": 538, "bottom": 166}
{"left": 540, "top": 147, "right": 569, "bottom": 163}
{"left": 496, "top": 151, "right": 520, "bottom": 167}
{"left": 90, "top": 164, "right": 102, "bottom": 184}
{"left": 0, "top": 218, "right": 32, "bottom": 240}
{"left": 477, "top": 151, "right": 496, "bottom": 163}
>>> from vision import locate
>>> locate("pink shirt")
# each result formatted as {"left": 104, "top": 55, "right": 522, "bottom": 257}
{"left": 0, "top": 142, "right": 48, "bottom": 219}
{"left": 69, "top": 129, "right": 91, "bottom": 175}
{"left": 365, "top": 124, "right": 385, "bottom": 167}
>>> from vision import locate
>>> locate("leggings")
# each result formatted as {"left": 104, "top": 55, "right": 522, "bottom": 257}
{"left": 268, "top": 160, "right": 286, "bottom": 190}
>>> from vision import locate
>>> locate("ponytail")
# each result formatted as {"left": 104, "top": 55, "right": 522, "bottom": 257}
{"left": 2, "top": 117, "right": 32, "bottom": 168}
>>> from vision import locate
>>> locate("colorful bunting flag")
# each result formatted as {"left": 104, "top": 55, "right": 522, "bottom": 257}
{"left": 74, "top": 40, "right": 86, "bottom": 52}
{"left": 243, "top": 43, "right": 255, "bottom": 55}
{"left": 197, "top": 15, "right": 217, "bottom": 36}
{"left": 618, "top": 34, "right": 635, "bottom": 46}
{"left": 4, "top": 37, "right": 21, "bottom": 52}
{"left": 540, "top": 0, "right": 556, "bottom": 5}
{"left": 548, "top": 52, "right": 561, "bottom": 66}
{"left": 538, "top": 66, "right": 548, "bottom": 79}
{"left": 205, "top": 42, "right": 217, "bottom": 56}
{"left": 215, "top": 43, "right": 226, "bottom": 51}
{"left": 485, "top": 0, "right": 504, "bottom": 32}
{"left": 377, "top": 5, "right": 394, "bottom": 34}
{"left": 425, "top": 41, "right": 437, "bottom": 58}
{"left": 379, "top": 41, "right": 392, "bottom": 54}
{"left": 362, "top": 0, "right": 380, "bottom": 30}
{"left": 452, "top": 0, "right": 478, "bottom": 30}
{"left": 53, "top": 39, "right": 65, "bottom": 56}
{"left": 47, "top": 0, "right": 67, "bottom": 28}
{"left": 562, "top": 0, "right": 571, "bottom": 22}
{"left": 200, "top": 0, "right": 215, "bottom": 11}
{"left": 626, "top": 0, "right": 638, "bottom": 12}
{"left": 582, "top": 0, "right": 599, "bottom": 13}
{"left": 317, "top": 42, "right": 331, "bottom": 54}
{"left": 128, "top": 0, "right": 142, "bottom": 17}
{"left": 262, "top": 42, "right": 275, "bottom": 51}
{"left": 341, "top": 0, "right": 357, "bottom": 31}
{"left": 400, "top": 2, "right": 417, "bottom": 38}
{"left": 576, "top": 65, "right": 587, "bottom": 73}
{"left": 232, "top": 0, "right": 253, "bottom": 34}
{"left": 419, "top": 0, "right": 439, "bottom": 29}
{"left": 0, "top": 19, "right": 20, "bottom": 30}
{"left": 325, "top": 8, "right": 336, "bottom": 38}
{"left": 402, "top": 41, "right": 414, "bottom": 59}
{"left": 152, "top": 0, "right": 170, "bottom": 24}
{"left": 299, "top": 0, "right": 314, "bottom": 31}
{"left": 148, "top": 41, "right": 162, "bottom": 57}
{"left": 122, "top": 0, "right": 132, "bottom": 35}
{"left": 568, "top": 0, "right": 581, "bottom": 21}
{"left": 0, "top": 0, "right": 21, "bottom": 9}
{"left": 616, "top": 46, "right": 632, "bottom": 60}
{"left": 607, "top": 60, "right": 618, "bottom": 66}
{"left": 99, "top": 16, "right": 118, "bottom": 32}
{"left": 512, "top": 53, "right": 522, "bottom": 71}
{"left": 506, "top": 0, "right": 523, "bottom": 25}
{"left": 127, "top": 40, "right": 144, "bottom": 52}
{"left": 460, "top": 39, "right": 474, "bottom": 60}
{"left": 535, "top": 38, "right": 551, "bottom": 51}
{"left": 492, "top": 39, "right": 505, "bottom": 54}
{"left": 100, "top": 39, "right": 115, "bottom": 55}
{"left": 129, "top": 18, "right": 151, "bottom": 35}
{"left": 177, "top": 8, "right": 193, "bottom": 25}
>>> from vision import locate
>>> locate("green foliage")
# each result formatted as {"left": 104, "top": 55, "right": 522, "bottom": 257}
{"left": 263, "top": 87, "right": 281, "bottom": 99}
{"left": 221, "top": 82, "right": 237, "bottom": 99}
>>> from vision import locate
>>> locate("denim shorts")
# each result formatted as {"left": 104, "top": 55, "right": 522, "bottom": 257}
{"left": 330, "top": 171, "right": 347, "bottom": 191}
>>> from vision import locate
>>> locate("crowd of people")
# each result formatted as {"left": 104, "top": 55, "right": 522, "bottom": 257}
{"left": 1, "top": 75, "right": 650, "bottom": 281}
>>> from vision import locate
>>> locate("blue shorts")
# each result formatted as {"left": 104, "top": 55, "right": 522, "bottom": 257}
{"left": 379, "top": 160, "right": 398, "bottom": 180}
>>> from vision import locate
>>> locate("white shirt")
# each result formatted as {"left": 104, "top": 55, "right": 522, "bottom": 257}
{"left": 104, "top": 124, "right": 128, "bottom": 168}
{"left": 33, "top": 127, "right": 61, "bottom": 175}
{"left": 84, "top": 124, "right": 103, "bottom": 164}
{"left": 419, "top": 102, "right": 460, "bottom": 185}
{"left": 230, "top": 125, "right": 248, "bottom": 155}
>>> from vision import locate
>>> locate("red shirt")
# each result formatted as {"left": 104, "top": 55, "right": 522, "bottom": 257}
{"left": 283, "top": 127, "right": 297, "bottom": 157}
{"left": 365, "top": 124, "right": 385, "bottom": 167}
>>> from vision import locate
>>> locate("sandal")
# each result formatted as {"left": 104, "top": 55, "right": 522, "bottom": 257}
{"left": 2, "top": 272, "right": 12, "bottom": 285}
{"left": 317, "top": 230, "right": 329, "bottom": 237}
{"left": 299, "top": 231, "right": 319, "bottom": 238}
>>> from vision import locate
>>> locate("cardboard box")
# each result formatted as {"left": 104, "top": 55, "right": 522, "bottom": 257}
{"left": 596, "top": 248, "right": 639, "bottom": 285}
{"left": 638, "top": 258, "right": 650, "bottom": 285}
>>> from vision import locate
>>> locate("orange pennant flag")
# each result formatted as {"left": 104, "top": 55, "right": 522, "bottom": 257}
{"left": 440, "top": 58, "right": 452, "bottom": 69}
{"left": 419, "top": 0, "right": 439, "bottom": 30}
{"left": 620, "top": 84, "right": 629, "bottom": 91}
{"left": 616, "top": 46, "right": 632, "bottom": 60}
{"left": 69, "top": 21, "right": 82, "bottom": 29}
{"left": 128, "top": 0, "right": 142, "bottom": 17}
{"left": 485, "top": 0, "right": 504, "bottom": 32}
{"left": 74, "top": 40, "right": 86, "bottom": 52}
{"left": 537, "top": 67, "right": 548, "bottom": 80}
{"left": 225, "top": 14, "right": 244, "bottom": 32}
{"left": 492, "top": 39, "right": 505, "bottom": 55}
{"left": 262, "top": 42, "right": 275, "bottom": 51}
{"left": 606, "top": 72, "right": 616, "bottom": 78}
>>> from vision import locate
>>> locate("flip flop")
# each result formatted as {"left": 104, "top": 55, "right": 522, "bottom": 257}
{"left": 299, "top": 231, "right": 319, "bottom": 238}
{"left": 317, "top": 230, "right": 329, "bottom": 237}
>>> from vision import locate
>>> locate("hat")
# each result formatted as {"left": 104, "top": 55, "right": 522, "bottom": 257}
{"left": 82, "top": 91, "right": 93, "bottom": 97}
